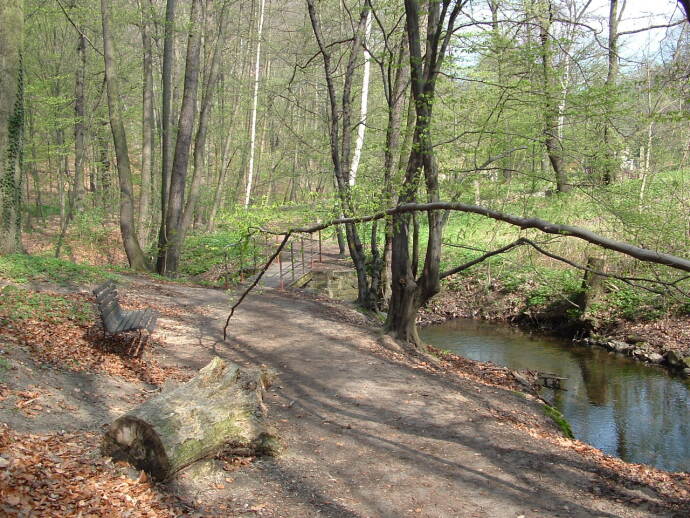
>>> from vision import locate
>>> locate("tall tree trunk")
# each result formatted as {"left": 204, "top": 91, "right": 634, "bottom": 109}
{"left": 602, "top": 0, "right": 622, "bottom": 184}
{"left": 156, "top": 0, "right": 177, "bottom": 272}
{"left": 73, "top": 31, "right": 86, "bottom": 207}
{"left": 538, "top": 0, "right": 570, "bottom": 192}
{"left": 138, "top": 0, "right": 154, "bottom": 245}
{"left": 56, "top": 18, "right": 87, "bottom": 258}
{"left": 244, "top": 0, "right": 266, "bottom": 208}
{"left": 159, "top": 0, "right": 203, "bottom": 275}
{"left": 180, "top": 0, "right": 228, "bottom": 241}
{"left": 349, "top": 10, "right": 372, "bottom": 187}
{"left": 100, "top": 0, "right": 149, "bottom": 271}
{"left": 306, "top": 0, "right": 373, "bottom": 308}
{"left": 382, "top": 35, "right": 410, "bottom": 303}
{"left": 385, "top": 0, "right": 463, "bottom": 346}
{"left": 0, "top": 0, "right": 24, "bottom": 255}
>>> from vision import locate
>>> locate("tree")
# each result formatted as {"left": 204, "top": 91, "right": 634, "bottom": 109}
{"left": 537, "top": 0, "right": 570, "bottom": 192}
{"left": 244, "top": 0, "right": 267, "bottom": 208}
{"left": 385, "top": 0, "right": 466, "bottom": 344}
{"left": 100, "top": 0, "right": 149, "bottom": 271}
{"left": 306, "top": 0, "right": 377, "bottom": 308}
{"left": 0, "top": 0, "right": 24, "bottom": 255}
{"left": 157, "top": 0, "right": 204, "bottom": 275}
{"left": 601, "top": 0, "right": 623, "bottom": 184}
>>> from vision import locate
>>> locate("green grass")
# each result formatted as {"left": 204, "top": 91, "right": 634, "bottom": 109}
{"left": 0, "top": 285, "right": 94, "bottom": 325}
{"left": 543, "top": 404, "right": 574, "bottom": 439}
{"left": 0, "top": 254, "right": 119, "bottom": 285}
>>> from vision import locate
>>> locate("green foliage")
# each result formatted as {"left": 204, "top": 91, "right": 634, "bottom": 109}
{"left": 524, "top": 270, "right": 581, "bottom": 309}
{"left": 0, "top": 285, "right": 93, "bottom": 325}
{"left": 71, "top": 205, "right": 110, "bottom": 245}
{"left": 543, "top": 404, "right": 574, "bottom": 439}
{"left": 603, "top": 284, "right": 665, "bottom": 322}
{"left": 0, "top": 254, "right": 117, "bottom": 285}
{"left": 25, "top": 204, "right": 60, "bottom": 218}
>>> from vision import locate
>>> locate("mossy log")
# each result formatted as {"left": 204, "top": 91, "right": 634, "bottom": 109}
{"left": 101, "top": 357, "right": 280, "bottom": 480}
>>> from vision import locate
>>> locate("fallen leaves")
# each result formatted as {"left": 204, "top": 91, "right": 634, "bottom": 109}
{"left": 0, "top": 424, "right": 189, "bottom": 517}
{"left": 0, "top": 290, "right": 190, "bottom": 386}
{"left": 513, "top": 420, "right": 690, "bottom": 510}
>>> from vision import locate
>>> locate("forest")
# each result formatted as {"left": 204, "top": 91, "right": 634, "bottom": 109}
{"left": 1, "top": 1, "right": 690, "bottom": 516}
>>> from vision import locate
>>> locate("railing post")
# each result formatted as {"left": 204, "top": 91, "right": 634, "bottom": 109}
{"left": 278, "top": 247, "right": 284, "bottom": 290}
{"left": 223, "top": 250, "right": 229, "bottom": 290}
{"left": 301, "top": 236, "right": 305, "bottom": 274}
{"left": 239, "top": 252, "right": 244, "bottom": 282}
{"left": 290, "top": 241, "right": 295, "bottom": 282}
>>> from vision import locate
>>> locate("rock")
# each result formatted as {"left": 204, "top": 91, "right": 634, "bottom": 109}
{"left": 665, "top": 350, "right": 683, "bottom": 368}
{"left": 682, "top": 368, "right": 690, "bottom": 379}
{"left": 101, "top": 357, "right": 281, "bottom": 481}
{"left": 645, "top": 352, "right": 664, "bottom": 364}
{"left": 609, "top": 340, "right": 632, "bottom": 353}
{"left": 0, "top": 456, "right": 9, "bottom": 468}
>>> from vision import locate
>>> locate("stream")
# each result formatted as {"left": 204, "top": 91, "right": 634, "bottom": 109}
{"left": 420, "top": 318, "right": 690, "bottom": 473}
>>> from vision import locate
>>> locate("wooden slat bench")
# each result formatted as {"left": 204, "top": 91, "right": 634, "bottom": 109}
{"left": 93, "top": 280, "right": 157, "bottom": 355}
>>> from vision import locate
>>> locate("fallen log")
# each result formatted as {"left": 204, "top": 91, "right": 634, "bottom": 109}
{"left": 101, "top": 357, "right": 281, "bottom": 480}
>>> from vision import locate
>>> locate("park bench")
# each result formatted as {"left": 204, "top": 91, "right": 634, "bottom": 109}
{"left": 93, "top": 280, "right": 157, "bottom": 355}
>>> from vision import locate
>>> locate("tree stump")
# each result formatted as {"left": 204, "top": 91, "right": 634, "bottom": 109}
{"left": 101, "top": 357, "right": 281, "bottom": 480}
{"left": 575, "top": 256, "right": 606, "bottom": 321}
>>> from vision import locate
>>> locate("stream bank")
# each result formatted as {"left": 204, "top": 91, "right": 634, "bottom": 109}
{"left": 418, "top": 282, "right": 690, "bottom": 378}
{"left": 420, "top": 318, "right": 690, "bottom": 473}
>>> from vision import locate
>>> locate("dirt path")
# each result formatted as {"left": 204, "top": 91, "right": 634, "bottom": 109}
{"left": 108, "top": 278, "right": 685, "bottom": 518}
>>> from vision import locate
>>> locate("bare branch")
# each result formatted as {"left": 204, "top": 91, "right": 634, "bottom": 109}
{"left": 223, "top": 233, "right": 291, "bottom": 340}
{"left": 618, "top": 19, "right": 685, "bottom": 37}
{"left": 254, "top": 202, "right": 690, "bottom": 273}
{"left": 54, "top": 0, "right": 104, "bottom": 56}
{"left": 440, "top": 238, "right": 527, "bottom": 278}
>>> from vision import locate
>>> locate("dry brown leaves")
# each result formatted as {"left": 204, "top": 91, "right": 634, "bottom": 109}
{"left": 513, "top": 424, "right": 690, "bottom": 511}
{"left": 0, "top": 384, "right": 50, "bottom": 417}
{"left": 0, "top": 423, "right": 189, "bottom": 517}
{"left": 613, "top": 316, "right": 690, "bottom": 355}
{"left": 427, "top": 344, "right": 527, "bottom": 392}
{"left": 0, "top": 292, "right": 190, "bottom": 386}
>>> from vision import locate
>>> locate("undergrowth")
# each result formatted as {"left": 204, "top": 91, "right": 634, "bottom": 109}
{"left": 543, "top": 404, "right": 574, "bottom": 439}
{"left": 0, "top": 254, "right": 118, "bottom": 285}
{"left": 0, "top": 285, "right": 93, "bottom": 325}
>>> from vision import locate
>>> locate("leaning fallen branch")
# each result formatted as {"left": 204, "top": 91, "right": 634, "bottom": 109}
{"left": 224, "top": 233, "right": 291, "bottom": 340}
{"left": 440, "top": 237, "right": 690, "bottom": 297}
{"left": 254, "top": 202, "right": 690, "bottom": 272}
{"left": 223, "top": 202, "right": 690, "bottom": 338}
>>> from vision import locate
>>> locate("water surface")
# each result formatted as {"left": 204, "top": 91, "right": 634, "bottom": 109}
{"left": 420, "top": 318, "right": 690, "bottom": 472}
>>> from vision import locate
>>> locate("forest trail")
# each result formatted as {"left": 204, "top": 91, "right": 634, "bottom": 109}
{"left": 118, "top": 277, "right": 685, "bottom": 518}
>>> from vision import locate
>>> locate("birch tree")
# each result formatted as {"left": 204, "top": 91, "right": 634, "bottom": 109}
{"left": 244, "top": 0, "right": 267, "bottom": 208}
{"left": 349, "top": 9, "right": 373, "bottom": 187}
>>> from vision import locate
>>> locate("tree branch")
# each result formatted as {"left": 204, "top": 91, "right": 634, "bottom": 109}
{"left": 223, "top": 233, "right": 292, "bottom": 340}
{"left": 440, "top": 238, "right": 527, "bottom": 278}
{"left": 222, "top": 204, "right": 690, "bottom": 331}
{"left": 618, "top": 19, "right": 685, "bottom": 37}
{"left": 54, "top": 0, "right": 104, "bottom": 56}
{"left": 255, "top": 202, "right": 690, "bottom": 273}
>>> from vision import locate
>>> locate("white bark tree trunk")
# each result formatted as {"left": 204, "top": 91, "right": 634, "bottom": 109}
{"left": 349, "top": 10, "right": 372, "bottom": 187}
{"left": 244, "top": 0, "right": 267, "bottom": 208}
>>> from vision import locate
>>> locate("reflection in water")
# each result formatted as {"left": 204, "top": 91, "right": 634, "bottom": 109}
{"left": 420, "top": 319, "right": 690, "bottom": 472}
